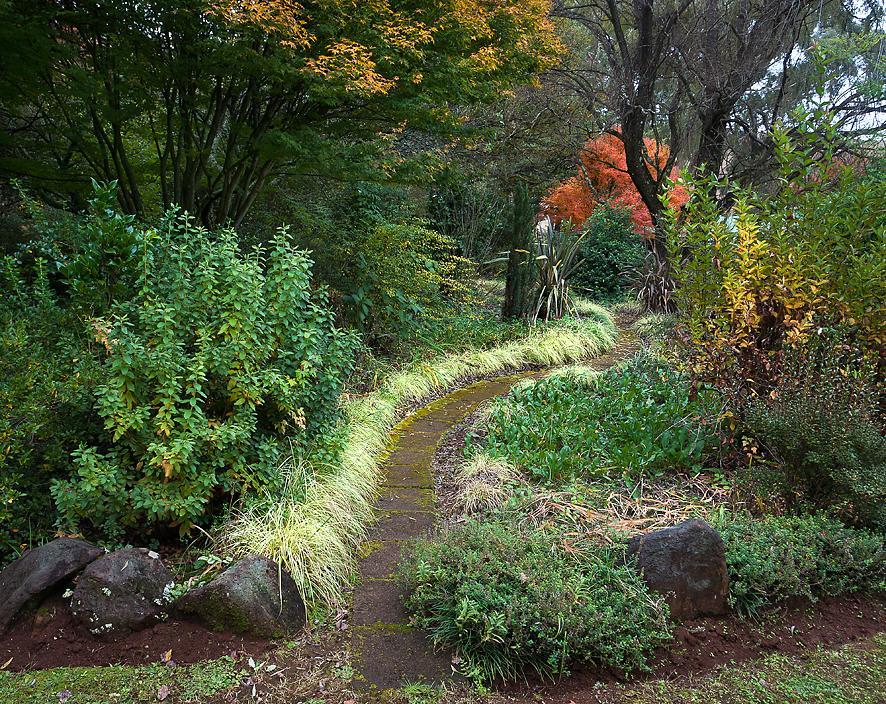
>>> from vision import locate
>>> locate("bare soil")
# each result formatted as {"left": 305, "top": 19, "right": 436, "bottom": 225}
{"left": 0, "top": 593, "right": 272, "bottom": 671}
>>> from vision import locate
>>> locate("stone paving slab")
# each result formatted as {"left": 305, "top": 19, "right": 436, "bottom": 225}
{"left": 369, "top": 511, "right": 435, "bottom": 540}
{"left": 383, "top": 464, "right": 434, "bottom": 488}
{"left": 351, "top": 578, "right": 411, "bottom": 626}
{"left": 376, "top": 486, "right": 434, "bottom": 512}
{"left": 358, "top": 541, "right": 408, "bottom": 580}
{"left": 351, "top": 626, "right": 458, "bottom": 689}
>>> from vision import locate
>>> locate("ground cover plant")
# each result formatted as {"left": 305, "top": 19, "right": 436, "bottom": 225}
{"left": 714, "top": 513, "right": 886, "bottom": 617}
{"left": 474, "top": 353, "right": 720, "bottom": 486}
{"left": 400, "top": 521, "right": 671, "bottom": 684}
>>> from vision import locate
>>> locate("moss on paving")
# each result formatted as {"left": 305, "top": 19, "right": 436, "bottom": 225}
{"left": 0, "top": 657, "right": 242, "bottom": 704}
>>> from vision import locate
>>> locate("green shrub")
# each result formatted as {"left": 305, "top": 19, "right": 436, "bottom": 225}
{"left": 476, "top": 354, "right": 719, "bottom": 485}
{"left": 52, "top": 213, "right": 357, "bottom": 540}
{"left": 714, "top": 513, "right": 885, "bottom": 617}
{"left": 572, "top": 206, "right": 644, "bottom": 301}
{"left": 0, "top": 258, "right": 101, "bottom": 561}
{"left": 343, "top": 221, "right": 476, "bottom": 348}
{"left": 401, "top": 522, "right": 671, "bottom": 683}
{"left": 741, "top": 333, "right": 884, "bottom": 527}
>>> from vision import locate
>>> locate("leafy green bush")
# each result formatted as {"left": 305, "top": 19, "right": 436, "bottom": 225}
{"left": 401, "top": 522, "right": 671, "bottom": 683}
{"left": 476, "top": 354, "right": 719, "bottom": 485}
{"left": 0, "top": 255, "right": 102, "bottom": 561}
{"left": 571, "top": 206, "right": 644, "bottom": 301}
{"left": 52, "top": 213, "right": 357, "bottom": 540}
{"left": 714, "top": 514, "right": 885, "bottom": 617}
{"left": 741, "top": 333, "right": 884, "bottom": 528}
{"left": 343, "top": 221, "right": 475, "bottom": 347}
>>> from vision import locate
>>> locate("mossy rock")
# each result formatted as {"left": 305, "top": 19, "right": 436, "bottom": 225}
{"left": 176, "top": 555, "right": 305, "bottom": 638}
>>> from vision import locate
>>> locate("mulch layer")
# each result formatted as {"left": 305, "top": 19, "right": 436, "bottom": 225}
{"left": 0, "top": 594, "right": 273, "bottom": 671}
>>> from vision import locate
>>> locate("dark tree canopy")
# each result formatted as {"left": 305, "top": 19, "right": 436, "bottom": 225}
{"left": 0, "top": 0, "right": 560, "bottom": 225}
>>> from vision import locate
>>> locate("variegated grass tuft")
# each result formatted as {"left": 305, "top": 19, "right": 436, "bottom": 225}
{"left": 452, "top": 454, "right": 519, "bottom": 516}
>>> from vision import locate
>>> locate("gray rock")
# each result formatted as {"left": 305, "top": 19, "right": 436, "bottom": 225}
{"left": 627, "top": 519, "right": 730, "bottom": 620}
{"left": 69, "top": 547, "right": 175, "bottom": 640}
{"left": 176, "top": 555, "right": 305, "bottom": 637}
{"left": 0, "top": 537, "right": 104, "bottom": 634}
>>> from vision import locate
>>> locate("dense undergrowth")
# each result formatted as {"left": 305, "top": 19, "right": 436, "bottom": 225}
{"left": 402, "top": 522, "right": 671, "bottom": 683}
{"left": 218, "top": 309, "right": 617, "bottom": 605}
{"left": 475, "top": 354, "right": 720, "bottom": 485}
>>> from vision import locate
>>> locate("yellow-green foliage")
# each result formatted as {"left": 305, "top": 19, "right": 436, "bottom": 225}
{"left": 219, "top": 312, "right": 617, "bottom": 606}
{"left": 668, "top": 111, "right": 884, "bottom": 390}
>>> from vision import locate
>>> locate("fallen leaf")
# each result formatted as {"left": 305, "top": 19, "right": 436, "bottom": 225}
{"left": 157, "top": 684, "right": 170, "bottom": 701}
{"left": 0, "top": 657, "right": 12, "bottom": 670}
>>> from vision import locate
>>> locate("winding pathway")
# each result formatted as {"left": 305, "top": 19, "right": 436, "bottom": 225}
{"left": 349, "top": 345, "right": 635, "bottom": 691}
{"left": 350, "top": 372, "right": 538, "bottom": 690}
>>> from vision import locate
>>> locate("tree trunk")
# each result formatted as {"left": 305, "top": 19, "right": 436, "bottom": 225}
{"left": 502, "top": 183, "right": 533, "bottom": 320}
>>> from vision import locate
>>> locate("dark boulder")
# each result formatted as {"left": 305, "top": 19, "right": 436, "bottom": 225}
{"left": 0, "top": 537, "right": 104, "bottom": 634}
{"left": 627, "top": 519, "right": 729, "bottom": 620}
{"left": 176, "top": 555, "right": 305, "bottom": 637}
{"left": 69, "top": 547, "right": 175, "bottom": 640}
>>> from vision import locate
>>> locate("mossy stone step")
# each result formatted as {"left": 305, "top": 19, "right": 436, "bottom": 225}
{"left": 358, "top": 540, "right": 409, "bottom": 580}
{"left": 369, "top": 511, "right": 435, "bottom": 540}
{"left": 351, "top": 626, "right": 458, "bottom": 690}
{"left": 351, "top": 577, "right": 410, "bottom": 626}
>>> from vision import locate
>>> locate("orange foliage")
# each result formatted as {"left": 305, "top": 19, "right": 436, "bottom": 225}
{"left": 543, "top": 133, "right": 688, "bottom": 236}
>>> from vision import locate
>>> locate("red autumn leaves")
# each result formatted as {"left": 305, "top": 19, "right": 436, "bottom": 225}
{"left": 542, "top": 132, "right": 688, "bottom": 236}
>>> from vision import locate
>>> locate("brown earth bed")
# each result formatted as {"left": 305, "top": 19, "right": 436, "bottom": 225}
{"left": 0, "top": 594, "right": 273, "bottom": 671}
{"left": 499, "top": 593, "right": 885, "bottom": 702}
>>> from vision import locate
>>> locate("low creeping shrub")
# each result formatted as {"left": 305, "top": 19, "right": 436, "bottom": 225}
{"left": 400, "top": 522, "right": 671, "bottom": 683}
{"left": 714, "top": 513, "right": 885, "bottom": 617}
{"left": 477, "top": 354, "right": 720, "bottom": 485}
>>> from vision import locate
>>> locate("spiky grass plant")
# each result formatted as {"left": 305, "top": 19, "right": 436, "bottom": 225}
{"left": 219, "top": 312, "right": 618, "bottom": 606}
{"left": 530, "top": 220, "right": 587, "bottom": 323}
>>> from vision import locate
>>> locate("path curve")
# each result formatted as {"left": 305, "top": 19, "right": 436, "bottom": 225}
{"left": 349, "top": 338, "right": 638, "bottom": 690}
{"left": 350, "top": 370, "right": 542, "bottom": 690}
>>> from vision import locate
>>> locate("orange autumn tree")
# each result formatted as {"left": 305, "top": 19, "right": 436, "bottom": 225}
{"left": 543, "top": 133, "right": 688, "bottom": 236}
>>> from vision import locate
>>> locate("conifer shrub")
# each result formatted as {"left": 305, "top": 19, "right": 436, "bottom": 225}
{"left": 571, "top": 205, "right": 645, "bottom": 301}
{"left": 401, "top": 521, "right": 671, "bottom": 683}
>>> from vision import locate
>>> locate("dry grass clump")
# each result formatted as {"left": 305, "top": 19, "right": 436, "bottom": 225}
{"left": 218, "top": 312, "right": 618, "bottom": 606}
{"left": 519, "top": 474, "right": 735, "bottom": 545}
{"left": 452, "top": 454, "right": 519, "bottom": 515}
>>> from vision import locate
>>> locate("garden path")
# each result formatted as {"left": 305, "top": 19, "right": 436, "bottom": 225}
{"left": 350, "top": 344, "right": 635, "bottom": 691}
